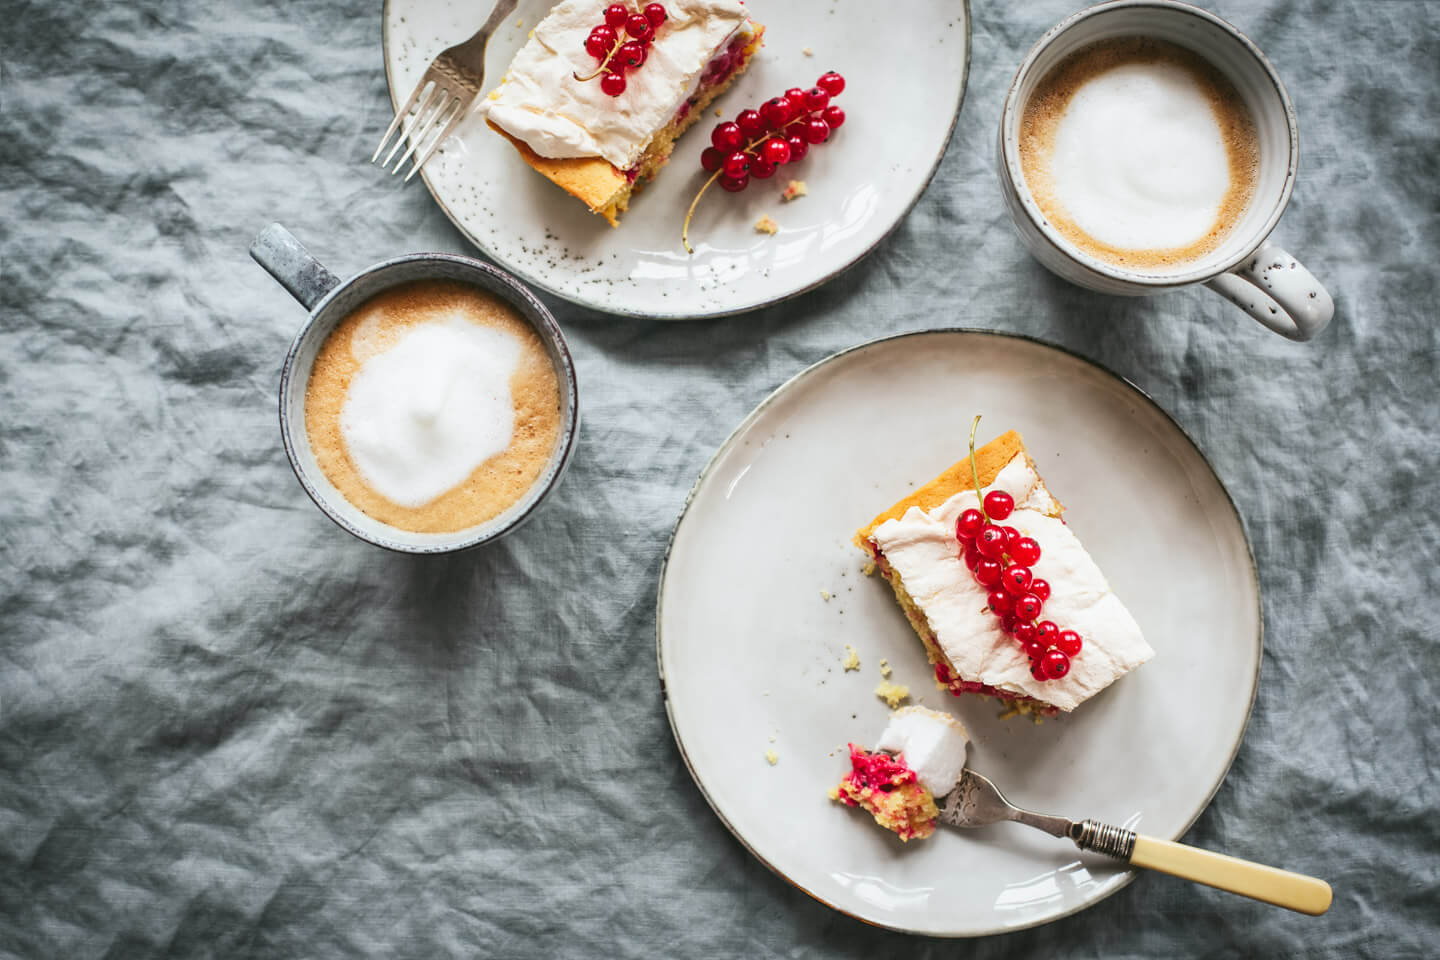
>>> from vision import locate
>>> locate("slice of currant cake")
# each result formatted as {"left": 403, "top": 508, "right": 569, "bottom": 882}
{"left": 855, "top": 427, "right": 1154, "bottom": 718}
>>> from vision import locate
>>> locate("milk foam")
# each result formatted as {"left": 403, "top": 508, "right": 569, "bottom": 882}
{"left": 1050, "top": 62, "right": 1231, "bottom": 251}
{"left": 339, "top": 314, "right": 521, "bottom": 508}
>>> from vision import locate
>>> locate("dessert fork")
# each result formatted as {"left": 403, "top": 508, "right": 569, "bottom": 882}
{"left": 372, "top": 0, "right": 519, "bottom": 181}
{"left": 940, "top": 769, "right": 1332, "bottom": 915}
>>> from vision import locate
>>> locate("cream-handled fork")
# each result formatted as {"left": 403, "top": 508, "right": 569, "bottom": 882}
{"left": 372, "top": 0, "right": 519, "bottom": 181}
{"left": 941, "top": 769, "right": 1332, "bottom": 915}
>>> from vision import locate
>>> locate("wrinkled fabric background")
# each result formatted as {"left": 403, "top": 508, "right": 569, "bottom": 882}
{"left": 3, "top": 0, "right": 1438, "bottom": 956}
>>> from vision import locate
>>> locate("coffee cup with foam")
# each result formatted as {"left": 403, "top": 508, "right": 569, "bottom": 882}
{"left": 997, "top": 0, "right": 1333, "bottom": 341}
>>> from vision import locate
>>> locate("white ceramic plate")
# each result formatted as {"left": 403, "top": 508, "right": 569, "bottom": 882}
{"left": 656, "top": 331, "right": 1261, "bottom": 936}
{"left": 382, "top": 0, "right": 970, "bottom": 318}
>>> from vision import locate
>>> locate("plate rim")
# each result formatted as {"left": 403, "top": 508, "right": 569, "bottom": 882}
{"left": 654, "top": 328, "right": 1264, "bottom": 937}
{"left": 380, "top": 0, "right": 973, "bottom": 320}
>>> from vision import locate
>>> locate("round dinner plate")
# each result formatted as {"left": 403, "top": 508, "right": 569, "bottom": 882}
{"left": 656, "top": 331, "right": 1262, "bottom": 936}
{"left": 382, "top": 0, "right": 971, "bottom": 318}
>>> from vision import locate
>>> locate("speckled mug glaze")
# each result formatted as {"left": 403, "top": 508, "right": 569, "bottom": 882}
{"left": 248, "top": 223, "right": 579, "bottom": 553}
{"left": 997, "top": 0, "right": 1334, "bottom": 341}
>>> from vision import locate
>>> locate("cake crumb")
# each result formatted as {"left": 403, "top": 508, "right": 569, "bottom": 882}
{"left": 862, "top": 561, "right": 876, "bottom": 576}
{"left": 875, "top": 680, "right": 910, "bottom": 708}
{"left": 768, "top": 734, "right": 776, "bottom": 743}
{"left": 781, "top": 180, "right": 808, "bottom": 202}
{"left": 803, "top": 46, "right": 814, "bottom": 57}
{"left": 827, "top": 785, "right": 840, "bottom": 800}
{"left": 715, "top": 107, "right": 724, "bottom": 117}
{"left": 516, "top": 17, "right": 524, "bottom": 26}
{"left": 820, "top": 588, "right": 831, "bottom": 601}
{"left": 842, "top": 645, "right": 861, "bottom": 671}
{"left": 765, "top": 750, "right": 779, "bottom": 766}
{"left": 879, "top": 658, "right": 892, "bottom": 678}
{"left": 754, "top": 214, "right": 780, "bottom": 235}
{"left": 761, "top": 690, "right": 771, "bottom": 697}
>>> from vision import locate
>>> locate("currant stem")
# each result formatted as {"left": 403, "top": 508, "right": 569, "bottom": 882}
{"left": 682, "top": 113, "right": 808, "bottom": 254}
{"left": 575, "top": 37, "right": 624, "bottom": 82}
{"left": 968, "top": 414, "right": 990, "bottom": 525}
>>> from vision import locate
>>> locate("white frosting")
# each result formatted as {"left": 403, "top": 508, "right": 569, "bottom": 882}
{"left": 481, "top": 0, "right": 750, "bottom": 170}
{"left": 876, "top": 706, "right": 969, "bottom": 798}
{"left": 872, "top": 455, "right": 1154, "bottom": 712}
{"left": 339, "top": 316, "right": 520, "bottom": 507}
{"left": 1050, "top": 62, "right": 1231, "bottom": 250}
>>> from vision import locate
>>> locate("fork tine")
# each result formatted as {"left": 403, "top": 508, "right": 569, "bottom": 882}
{"left": 404, "top": 99, "right": 465, "bottom": 182}
{"left": 373, "top": 79, "right": 431, "bottom": 164}
{"left": 382, "top": 83, "right": 440, "bottom": 169}
{"left": 390, "top": 89, "right": 452, "bottom": 174}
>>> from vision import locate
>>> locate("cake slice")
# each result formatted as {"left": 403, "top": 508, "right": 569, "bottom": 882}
{"left": 855, "top": 430, "right": 1154, "bottom": 718}
{"left": 830, "top": 705, "right": 969, "bottom": 842}
{"left": 481, "top": 1, "right": 764, "bottom": 225}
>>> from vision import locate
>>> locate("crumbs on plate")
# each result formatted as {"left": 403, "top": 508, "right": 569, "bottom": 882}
{"left": 879, "top": 658, "right": 892, "bottom": 678}
{"left": 765, "top": 749, "right": 779, "bottom": 766}
{"left": 754, "top": 214, "right": 779, "bottom": 235}
{"left": 781, "top": 180, "right": 808, "bottom": 202}
{"left": 875, "top": 680, "right": 910, "bottom": 708}
{"left": 842, "top": 644, "right": 860, "bottom": 672}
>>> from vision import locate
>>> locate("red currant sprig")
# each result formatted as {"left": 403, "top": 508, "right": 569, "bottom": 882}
{"left": 955, "top": 416, "right": 1083, "bottom": 682}
{"left": 682, "top": 71, "right": 846, "bottom": 252}
{"left": 578, "top": 3, "right": 668, "bottom": 96}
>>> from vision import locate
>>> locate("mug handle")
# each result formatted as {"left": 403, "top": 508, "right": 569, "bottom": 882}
{"left": 249, "top": 223, "right": 341, "bottom": 311}
{"left": 1204, "top": 240, "right": 1334, "bottom": 341}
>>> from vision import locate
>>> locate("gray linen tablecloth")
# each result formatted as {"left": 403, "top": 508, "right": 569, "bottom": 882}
{"left": 3, "top": 0, "right": 1437, "bottom": 956}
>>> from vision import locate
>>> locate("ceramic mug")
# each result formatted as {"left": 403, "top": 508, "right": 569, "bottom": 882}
{"left": 997, "top": 0, "right": 1334, "bottom": 341}
{"left": 248, "top": 223, "right": 579, "bottom": 553}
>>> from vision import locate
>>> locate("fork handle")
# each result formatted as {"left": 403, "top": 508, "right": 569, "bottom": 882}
{"left": 1130, "top": 834, "right": 1332, "bottom": 915}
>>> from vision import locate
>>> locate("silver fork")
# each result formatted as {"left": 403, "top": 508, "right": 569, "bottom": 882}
{"left": 372, "top": 0, "right": 520, "bottom": 181}
{"left": 940, "top": 769, "right": 1332, "bottom": 915}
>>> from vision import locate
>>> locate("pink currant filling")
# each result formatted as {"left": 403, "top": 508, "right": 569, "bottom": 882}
{"left": 837, "top": 744, "right": 916, "bottom": 802}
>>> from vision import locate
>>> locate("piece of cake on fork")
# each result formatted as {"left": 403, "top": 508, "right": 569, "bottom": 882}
{"left": 855, "top": 428, "right": 1154, "bottom": 719}
{"left": 480, "top": 0, "right": 764, "bottom": 225}
{"left": 830, "top": 706, "right": 970, "bottom": 842}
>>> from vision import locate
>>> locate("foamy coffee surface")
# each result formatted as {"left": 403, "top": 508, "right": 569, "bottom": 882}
{"left": 305, "top": 281, "right": 561, "bottom": 534}
{"left": 1020, "top": 38, "right": 1259, "bottom": 271}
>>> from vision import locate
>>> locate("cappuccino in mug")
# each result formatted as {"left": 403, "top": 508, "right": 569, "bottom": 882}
{"left": 304, "top": 280, "right": 562, "bottom": 534}
{"left": 1019, "top": 38, "right": 1259, "bottom": 271}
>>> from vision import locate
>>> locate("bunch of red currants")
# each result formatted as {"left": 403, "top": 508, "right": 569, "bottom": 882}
{"left": 698, "top": 71, "right": 847, "bottom": 191}
{"left": 582, "top": 3, "right": 669, "bottom": 96}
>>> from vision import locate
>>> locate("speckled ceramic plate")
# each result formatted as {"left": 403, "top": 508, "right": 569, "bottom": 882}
{"left": 656, "top": 331, "right": 1262, "bottom": 936}
{"left": 382, "top": 0, "right": 970, "bottom": 318}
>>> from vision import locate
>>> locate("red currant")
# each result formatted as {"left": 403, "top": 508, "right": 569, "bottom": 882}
{"left": 700, "top": 147, "right": 723, "bottom": 172}
{"left": 711, "top": 122, "right": 743, "bottom": 152}
{"left": 736, "top": 109, "right": 766, "bottom": 138}
{"left": 626, "top": 13, "right": 654, "bottom": 41}
{"left": 1014, "top": 622, "right": 1038, "bottom": 644}
{"left": 956, "top": 508, "right": 984, "bottom": 541}
{"left": 1002, "top": 564, "right": 1033, "bottom": 595}
{"left": 977, "top": 525, "right": 1007, "bottom": 559}
{"left": 988, "top": 590, "right": 1014, "bottom": 615}
{"left": 1030, "top": 659, "right": 1048, "bottom": 682}
{"left": 585, "top": 30, "right": 611, "bottom": 58}
{"left": 722, "top": 151, "right": 750, "bottom": 180}
{"left": 999, "top": 614, "right": 1020, "bottom": 635}
{"left": 1056, "top": 630, "right": 1083, "bottom": 656}
{"left": 1036, "top": 620, "right": 1059, "bottom": 644}
{"left": 1022, "top": 637, "right": 1046, "bottom": 660}
{"left": 1013, "top": 593, "right": 1042, "bottom": 621}
{"left": 601, "top": 72, "right": 627, "bottom": 96}
{"left": 822, "top": 105, "right": 845, "bottom": 129}
{"left": 983, "top": 490, "right": 1014, "bottom": 521}
{"left": 803, "top": 86, "right": 830, "bottom": 111}
{"left": 1011, "top": 537, "right": 1041, "bottom": 566}
{"left": 762, "top": 137, "right": 792, "bottom": 166}
{"left": 604, "top": 4, "right": 628, "bottom": 28}
{"left": 817, "top": 71, "right": 845, "bottom": 96}
{"left": 644, "top": 3, "right": 668, "bottom": 27}
{"left": 1030, "top": 578, "right": 1051, "bottom": 601}
{"left": 784, "top": 86, "right": 807, "bottom": 105}
{"left": 760, "top": 97, "right": 792, "bottom": 130}
{"left": 1042, "top": 649, "right": 1071, "bottom": 680}
{"left": 750, "top": 157, "right": 776, "bottom": 179}
{"left": 974, "top": 559, "right": 1003, "bottom": 588}
{"left": 786, "top": 135, "right": 808, "bottom": 162}
{"left": 1001, "top": 526, "right": 1021, "bottom": 551}
{"left": 617, "top": 40, "right": 647, "bottom": 67}
{"left": 962, "top": 539, "right": 982, "bottom": 571}
{"left": 720, "top": 173, "right": 749, "bottom": 192}
{"left": 804, "top": 117, "right": 830, "bottom": 144}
